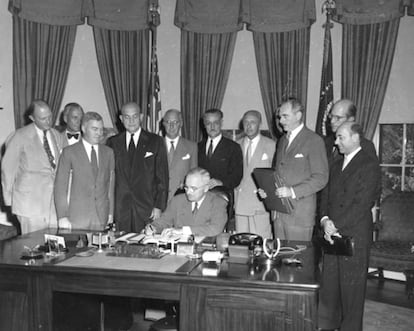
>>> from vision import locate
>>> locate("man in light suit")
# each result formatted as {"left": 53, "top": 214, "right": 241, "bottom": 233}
{"left": 318, "top": 122, "right": 380, "bottom": 331}
{"left": 146, "top": 167, "right": 227, "bottom": 237}
{"left": 107, "top": 102, "right": 169, "bottom": 233}
{"left": 235, "top": 110, "right": 275, "bottom": 238}
{"left": 60, "top": 102, "right": 84, "bottom": 147}
{"left": 270, "top": 98, "right": 328, "bottom": 241}
{"left": 162, "top": 109, "right": 197, "bottom": 202}
{"left": 1, "top": 100, "right": 63, "bottom": 234}
{"left": 54, "top": 112, "right": 115, "bottom": 230}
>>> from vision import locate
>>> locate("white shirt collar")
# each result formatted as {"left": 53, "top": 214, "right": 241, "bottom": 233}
{"left": 245, "top": 134, "right": 260, "bottom": 154}
{"left": 127, "top": 128, "right": 141, "bottom": 147}
{"left": 207, "top": 134, "right": 222, "bottom": 152}
{"left": 82, "top": 139, "right": 99, "bottom": 162}
{"left": 193, "top": 195, "right": 206, "bottom": 209}
{"left": 288, "top": 123, "right": 304, "bottom": 144}
{"left": 343, "top": 146, "right": 362, "bottom": 170}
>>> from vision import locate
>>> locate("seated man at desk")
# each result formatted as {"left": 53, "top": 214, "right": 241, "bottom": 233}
{"left": 146, "top": 167, "right": 227, "bottom": 237}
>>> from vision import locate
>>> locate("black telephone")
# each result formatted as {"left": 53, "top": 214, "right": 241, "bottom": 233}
{"left": 229, "top": 233, "right": 263, "bottom": 250}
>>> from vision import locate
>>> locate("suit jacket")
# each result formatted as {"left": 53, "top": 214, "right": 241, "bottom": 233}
{"left": 166, "top": 137, "right": 197, "bottom": 202}
{"left": 107, "top": 130, "right": 169, "bottom": 232}
{"left": 54, "top": 141, "right": 115, "bottom": 231}
{"left": 198, "top": 136, "right": 243, "bottom": 190}
{"left": 1, "top": 123, "right": 62, "bottom": 218}
{"left": 273, "top": 126, "right": 329, "bottom": 227}
{"left": 324, "top": 134, "right": 377, "bottom": 167}
{"left": 320, "top": 149, "right": 381, "bottom": 241}
{"left": 234, "top": 135, "right": 275, "bottom": 215}
{"left": 151, "top": 191, "right": 227, "bottom": 236}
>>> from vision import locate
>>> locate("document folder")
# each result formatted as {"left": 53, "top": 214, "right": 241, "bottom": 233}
{"left": 252, "top": 168, "right": 294, "bottom": 214}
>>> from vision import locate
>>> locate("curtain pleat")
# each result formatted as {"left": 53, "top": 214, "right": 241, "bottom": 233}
{"left": 12, "top": 15, "right": 76, "bottom": 128}
{"left": 180, "top": 31, "right": 237, "bottom": 141}
{"left": 342, "top": 18, "right": 400, "bottom": 139}
{"left": 93, "top": 27, "right": 149, "bottom": 131}
{"left": 253, "top": 27, "right": 311, "bottom": 137}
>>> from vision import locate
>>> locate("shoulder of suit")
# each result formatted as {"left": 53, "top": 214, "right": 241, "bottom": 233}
{"left": 179, "top": 137, "right": 197, "bottom": 147}
{"left": 207, "top": 191, "right": 228, "bottom": 205}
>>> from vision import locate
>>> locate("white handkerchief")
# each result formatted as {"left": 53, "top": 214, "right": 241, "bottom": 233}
{"left": 145, "top": 151, "right": 154, "bottom": 158}
{"left": 182, "top": 154, "right": 190, "bottom": 160}
{"left": 261, "top": 153, "right": 269, "bottom": 161}
{"left": 294, "top": 153, "right": 304, "bottom": 158}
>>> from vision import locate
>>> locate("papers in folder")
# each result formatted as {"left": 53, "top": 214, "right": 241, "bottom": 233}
{"left": 252, "top": 168, "right": 294, "bottom": 214}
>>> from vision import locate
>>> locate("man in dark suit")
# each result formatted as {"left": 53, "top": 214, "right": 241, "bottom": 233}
{"left": 107, "top": 102, "right": 169, "bottom": 233}
{"left": 318, "top": 122, "right": 381, "bottom": 331}
{"left": 1, "top": 100, "right": 63, "bottom": 233}
{"left": 271, "top": 98, "right": 328, "bottom": 241}
{"left": 198, "top": 109, "right": 243, "bottom": 216}
{"left": 146, "top": 167, "right": 227, "bottom": 237}
{"left": 325, "top": 99, "right": 377, "bottom": 166}
{"left": 59, "top": 102, "right": 84, "bottom": 147}
{"left": 162, "top": 109, "right": 197, "bottom": 202}
{"left": 54, "top": 112, "right": 115, "bottom": 231}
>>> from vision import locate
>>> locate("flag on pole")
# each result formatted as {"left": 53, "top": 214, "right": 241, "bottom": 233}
{"left": 315, "top": 1, "right": 335, "bottom": 136}
{"left": 148, "top": 51, "right": 162, "bottom": 133}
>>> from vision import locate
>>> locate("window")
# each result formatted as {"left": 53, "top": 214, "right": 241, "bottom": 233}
{"left": 379, "top": 123, "right": 414, "bottom": 200}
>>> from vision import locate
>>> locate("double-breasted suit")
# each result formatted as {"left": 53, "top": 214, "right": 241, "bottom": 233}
{"left": 151, "top": 191, "right": 227, "bottom": 237}
{"left": 318, "top": 149, "right": 381, "bottom": 331}
{"left": 273, "top": 126, "right": 328, "bottom": 241}
{"left": 166, "top": 137, "right": 197, "bottom": 202}
{"left": 1, "top": 123, "right": 62, "bottom": 229}
{"left": 234, "top": 135, "right": 275, "bottom": 237}
{"left": 54, "top": 141, "right": 115, "bottom": 230}
{"left": 107, "top": 130, "right": 169, "bottom": 232}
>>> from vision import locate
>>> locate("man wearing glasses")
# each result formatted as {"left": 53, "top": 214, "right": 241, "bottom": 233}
{"left": 325, "top": 99, "right": 377, "bottom": 166}
{"left": 145, "top": 167, "right": 227, "bottom": 237}
{"left": 162, "top": 109, "right": 197, "bottom": 202}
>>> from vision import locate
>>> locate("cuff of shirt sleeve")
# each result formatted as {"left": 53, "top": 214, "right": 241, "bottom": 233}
{"left": 182, "top": 226, "right": 192, "bottom": 235}
{"left": 320, "top": 216, "right": 329, "bottom": 226}
{"left": 290, "top": 187, "right": 296, "bottom": 199}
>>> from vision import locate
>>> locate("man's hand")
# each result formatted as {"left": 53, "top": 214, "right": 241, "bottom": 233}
{"left": 257, "top": 188, "right": 268, "bottom": 199}
{"left": 161, "top": 227, "right": 183, "bottom": 238}
{"left": 144, "top": 223, "right": 156, "bottom": 236}
{"left": 275, "top": 186, "right": 293, "bottom": 198}
{"left": 322, "top": 218, "right": 338, "bottom": 244}
{"left": 150, "top": 208, "right": 161, "bottom": 220}
{"left": 58, "top": 217, "right": 72, "bottom": 230}
{"left": 208, "top": 178, "right": 223, "bottom": 189}
{"left": 107, "top": 214, "right": 114, "bottom": 226}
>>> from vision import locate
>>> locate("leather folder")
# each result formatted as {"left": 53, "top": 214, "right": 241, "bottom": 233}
{"left": 317, "top": 235, "right": 355, "bottom": 256}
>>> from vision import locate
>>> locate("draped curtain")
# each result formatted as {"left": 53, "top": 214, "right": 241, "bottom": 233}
{"left": 93, "top": 28, "right": 149, "bottom": 132}
{"left": 253, "top": 28, "right": 311, "bottom": 137}
{"left": 334, "top": 0, "right": 405, "bottom": 139}
{"left": 11, "top": 15, "right": 77, "bottom": 128}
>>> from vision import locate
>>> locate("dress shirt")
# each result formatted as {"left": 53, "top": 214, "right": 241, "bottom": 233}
{"left": 206, "top": 134, "right": 222, "bottom": 155}
{"left": 34, "top": 125, "right": 56, "bottom": 158}
{"left": 82, "top": 139, "right": 99, "bottom": 165}
{"left": 287, "top": 123, "right": 304, "bottom": 148}
{"left": 126, "top": 129, "right": 141, "bottom": 149}
{"left": 182, "top": 195, "right": 207, "bottom": 235}
{"left": 244, "top": 135, "right": 260, "bottom": 160}
{"left": 342, "top": 147, "right": 362, "bottom": 170}
{"left": 166, "top": 137, "right": 180, "bottom": 152}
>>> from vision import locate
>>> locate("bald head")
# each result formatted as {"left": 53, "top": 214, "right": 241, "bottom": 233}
{"left": 329, "top": 99, "right": 357, "bottom": 133}
{"left": 120, "top": 102, "right": 141, "bottom": 133}
{"left": 242, "top": 110, "right": 262, "bottom": 139}
{"left": 163, "top": 109, "right": 183, "bottom": 139}
{"left": 28, "top": 100, "right": 53, "bottom": 131}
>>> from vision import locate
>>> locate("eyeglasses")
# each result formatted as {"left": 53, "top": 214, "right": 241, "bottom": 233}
{"left": 164, "top": 120, "right": 180, "bottom": 126}
{"left": 183, "top": 185, "right": 205, "bottom": 193}
{"left": 328, "top": 114, "right": 347, "bottom": 121}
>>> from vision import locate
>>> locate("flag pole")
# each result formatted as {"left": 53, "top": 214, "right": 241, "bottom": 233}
{"left": 315, "top": 0, "right": 336, "bottom": 136}
{"left": 148, "top": 1, "right": 160, "bottom": 132}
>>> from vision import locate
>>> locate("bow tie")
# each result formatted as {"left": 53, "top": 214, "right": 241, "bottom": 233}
{"left": 67, "top": 132, "right": 80, "bottom": 140}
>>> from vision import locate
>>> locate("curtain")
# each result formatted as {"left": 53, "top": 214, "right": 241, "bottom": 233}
{"left": 341, "top": 18, "right": 400, "bottom": 140}
{"left": 12, "top": 15, "right": 77, "bottom": 128}
{"left": 253, "top": 28, "right": 311, "bottom": 137}
{"left": 93, "top": 28, "right": 149, "bottom": 132}
{"left": 180, "top": 31, "right": 237, "bottom": 141}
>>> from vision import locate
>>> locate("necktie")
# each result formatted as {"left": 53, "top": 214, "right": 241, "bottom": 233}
{"left": 168, "top": 140, "right": 175, "bottom": 165}
{"left": 192, "top": 201, "right": 198, "bottom": 216}
{"left": 207, "top": 140, "right": 213, "bottom": 159}
{"left": 128, "top": 133, "right": 135, "bottom": 165}
{"left": 246, "top": 139, "right": 253, "bottom": 166}
{"left": 43, "top": 130, "right": 56, "bottom": 169}
{"left": 285, "top": 132, "right": 291, "bottom": 151}
{"left": 67, "top": 132, "right": 79, "bottom": 140}
{"left": 91, "top": 146, "right": 98, "bottom": 179}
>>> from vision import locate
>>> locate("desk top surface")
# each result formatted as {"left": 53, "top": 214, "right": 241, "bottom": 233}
{"left": 0, "top": 229, "right": 319, "bottom": 290}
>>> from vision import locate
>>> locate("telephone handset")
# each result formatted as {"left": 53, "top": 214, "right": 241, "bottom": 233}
{"left": 228, "top": 233, "right": 263, "bottom": 250}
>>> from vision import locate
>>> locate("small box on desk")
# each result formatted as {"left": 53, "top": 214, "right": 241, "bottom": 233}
{"left": 228, "top": 245, "right": 250, "bottom": 264}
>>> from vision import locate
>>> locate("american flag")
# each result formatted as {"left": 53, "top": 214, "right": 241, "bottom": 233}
{"left": 315, "top": 1, "right": 335, "bottom": 136}
{"left": 147, "top": 51, "right": 162, "bottom": 134}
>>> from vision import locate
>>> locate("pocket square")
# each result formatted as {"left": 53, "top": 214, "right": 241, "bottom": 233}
{"left": 261, "top": 153, "right": 269, "bottom": 161}
{"left": 182, "top": 154, "right": 190, "bottom": 160}
{"left": 294, "top": 153, "right": 304, "bottom": 158}
{"left": 145, "top": 152, "right": 154, "bottom": 158}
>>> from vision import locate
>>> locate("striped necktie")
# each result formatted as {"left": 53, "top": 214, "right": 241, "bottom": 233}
{"left": 43, "top": 130, "right": 56, "bottom": 169}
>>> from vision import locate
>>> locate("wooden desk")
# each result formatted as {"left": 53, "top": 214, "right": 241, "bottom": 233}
{"left": 0, "top": 230, "right": 319, "bottom": 331}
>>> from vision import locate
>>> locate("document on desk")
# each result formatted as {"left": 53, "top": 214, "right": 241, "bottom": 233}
{"left": 58, "top": 253, "right": 188, "bottom": 273}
